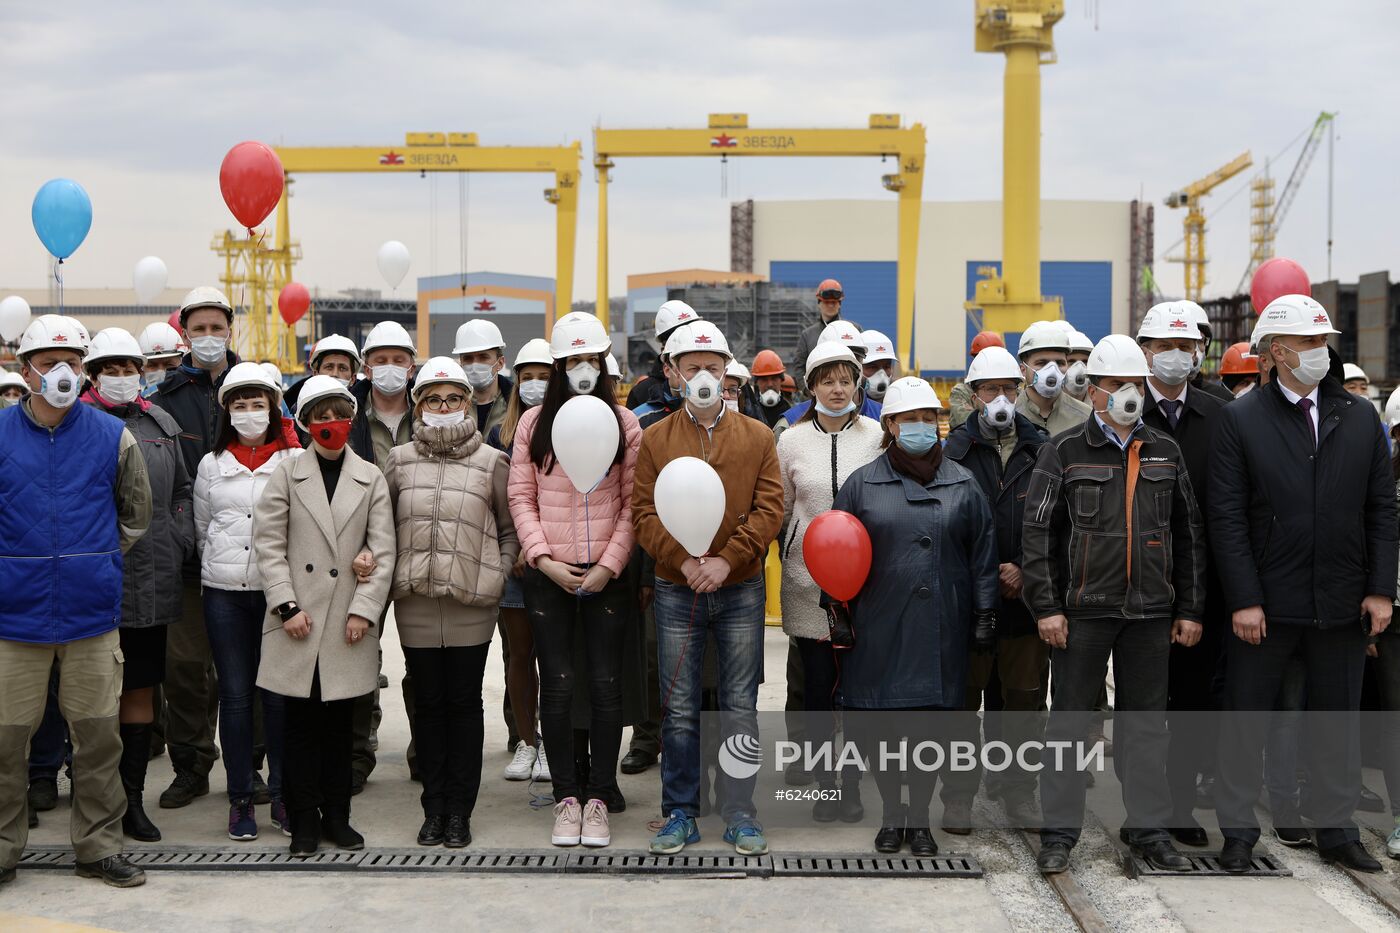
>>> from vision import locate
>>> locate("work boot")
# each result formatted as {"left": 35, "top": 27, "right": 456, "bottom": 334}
{"left": 159, "top": 749, "right": 209, "bottom": 811}
{"left": 290, "top": 809, "right": 320, "bottom": 857}
{"left": 941, "top": 798, "right": 972, "bottom": 835}
{"left": 75, "top": 854, "right": 146, "bottom": 887}
{"left": 321, "top": 806, "right": 365, "bottom": 850}
{"left": 250, "top": 771, "right": 271, "bottom": 806}
{"left": 119, "top": 723, "right": 161, "bottom": 842}
{"left": 27, "top": 777, "right": 58, "bottom": 812}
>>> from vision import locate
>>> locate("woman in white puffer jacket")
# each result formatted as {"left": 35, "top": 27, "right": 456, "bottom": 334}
{"left": 776, "top": 343, "right": 883, "bottom": 819}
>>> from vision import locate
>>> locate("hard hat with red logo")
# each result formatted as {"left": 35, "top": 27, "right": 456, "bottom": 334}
{"left": 296, "top": 375, "right": 357, "bottom": 427}
{"left": 1252, "top": 294, "right": 1339, "bottom": 342}
{"left": 861, "top": 330, "right": 898, "bottom": 365}
{"left": 1219, "top": 342, "right": 1259, "bottom": 375}
{"left": 815, "top": 279, "right": 844, "bottom": 301}
{"left": 750, "top": 349, "right": 785, "bottom": 377}
{"left": 816, "top": 321, "right": 866, "bottom": 360}
{"left": 411, "top": 356, "right": 471, "bottom": 402}
{"left": 138, "top": 322, "right": 186, "bottom": 360}
{"left": 18, "top": 314, "right": 89, "bottom": 361}
{"left": 969, "top": 330, "right": 1005, "bottom": 358}
{"left": 654, "top": 300, "right": 701, "bottom": 340}
{"left": 549, "top": 311, "right": 611, "bottom": 359}
{"left": 85, "top": 327, "right": 145, "bottom": 374}
{"left": 663, "top": 319, "right": 732, "bottom": 363}
{"left": 179, "top": 286, "right": 234, "bottom": 327}
{"left": 1137, "top": 302, "right": 1204, "bottom": 342}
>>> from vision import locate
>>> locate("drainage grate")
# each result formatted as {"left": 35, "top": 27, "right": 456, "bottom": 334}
{"left": 1128, "top": 852, "right": 1292, "bottom": 877}
{"left": 566, "top": 853, "right": 769, "bottom": 877}
{"left": 773, "top": 854, "right": 983, "bottom": 878}
{"left": 358, "top": 850, "right": 566, "bottom": 873}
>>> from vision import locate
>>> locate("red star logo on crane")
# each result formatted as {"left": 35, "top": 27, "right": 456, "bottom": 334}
{"left": 474, "top": 299, "right": 496, "bottom": 312}
{"left": 710, "top": 134, "right": 737, "bottom": 148}
{"left": 379, "top": 151, "right": 404, "bottom": 165}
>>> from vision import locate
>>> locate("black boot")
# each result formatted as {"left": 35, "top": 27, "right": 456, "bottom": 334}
{"left": 321, "top": 805, "right": 365, "bottom": 850}
{"left": 290, "top": 809, "right": 320, "bottom": 857}
{"left": 119, "top": 723, "right": 161, "bottom": 842}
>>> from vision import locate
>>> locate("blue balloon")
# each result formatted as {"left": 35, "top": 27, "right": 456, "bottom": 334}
{"left": 31, "top": 178, "right": 93, "bottom": 261}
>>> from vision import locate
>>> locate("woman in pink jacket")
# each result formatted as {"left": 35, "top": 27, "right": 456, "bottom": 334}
{"left": 508, "top": 312, "right": 642, "bottom": 850}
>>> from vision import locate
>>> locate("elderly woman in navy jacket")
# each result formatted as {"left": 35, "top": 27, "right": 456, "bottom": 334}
{"left": 831, "top": 377, "right": 999, "bottom": 857}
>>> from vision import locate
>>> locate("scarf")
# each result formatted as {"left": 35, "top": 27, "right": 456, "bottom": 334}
{"left": 413, "top": 417, "right": 482, "bottom": 459}
{"left": 886, "top": 441, "right": 943, "bottom": 486}
{"left": 228, "top": 417, "right": 302, "bottom": 472}
{"left": 80, "top": 386, "right": 151, "bottom": 415}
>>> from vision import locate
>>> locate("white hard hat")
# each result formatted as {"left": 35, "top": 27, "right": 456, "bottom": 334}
{"left": 1253, "top": 294, "right": 1340, "bottom": 342}
{"left": 654, "top": 300, "right": 701, "bottom": 339}
{"left": 1087, "top": 334, "right": 1151, "bottom": 379}
{"left": 512, "top": 337, "right": 553, "bottom": 370}
{"left": 1016, "top": 320, "right": 1072, "bottom": 357}
{"left": 138, "top": 322, "right": 185, "bottom": 359}
{"left": 966, "top": 345, "right": 1023, "bottom": 385}
{"left": 1385, "top": 386, "right": 1400, "bottom": 427}
{"left": 259, "top": 362, "right": 284, "bottom": 387}
{"left": 411, "top": 356, "right": 471, "bottom": 402}
{"left": 296, "top": 374, "right": 357, "bottom": 427}
{"left": 804, "top": 343, "right": 860, "bottom": 388}
{"left": 1137, "top": 302, "right": 1204, "bottom": 342}
{"left": 361, "top": 320, "right": 417, "bottom": 357}
{"left": 18, "top": 314, "right": 89, "bottom": 361}
{"left": 549, "top": 311, "right": 610, "bottom": 359}
{"left": 218, "top": 361, "right": 284, "bottom": 406}
{"left": 452, "top": 319, "right": 506, "bottom": 356}
{"left": 85, "top": 328, "right": 145, "bottom": 372}
{"left": 311, "top": 334, "right": 362, "bottom": 369}
{"left": 1189, "top": 302, "right": 1212, "bottom": 338}
{"left": 879, "top": 376, "right": 943, "bottom": 417}
{"left": 605, "top": 353, "right": 622, "bottom": 379}
{"left": 664, "top": 319, "right": 732, "bottom": 363}
{"left": 179, "top": 286, "right": 233, "bottom": 325}
{"left": 1068, "top": 330, "right": 1095, "bottom": 354}
{"left": 1343, "top": 363, "right": 1368, "bottom": 383}
{"left": 816, "top": 321, "right": 865, "bottom": 354}
{"left": 0, "top": 371, "right": 30, "bottom": 394}
{"left": 724, "top": 360, "right": 750, "bottom": 385}
{"left": 861, "top": 330, "right": 898, "bottom": 365}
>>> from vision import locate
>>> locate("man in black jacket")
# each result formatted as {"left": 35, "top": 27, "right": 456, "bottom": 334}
{"left": 941, "top": 345, "right": 1049, "bottom": 830}
{"left": 1209, "top": 295, "right": 1396, "bottom": 874}
{"left": 1022, "top": 335, "right": 1206, "bottom": 875}
{"left": 1136, "top": 304, "right": 1229, "bottom": 847}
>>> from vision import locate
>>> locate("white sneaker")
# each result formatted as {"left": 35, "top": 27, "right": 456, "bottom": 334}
{"left": 532, "top": 742, "right": 551, "bottom": 782}
{"left": 581, "top": 799, "right": 611, "bottom": 847}
{"left": 504, "top": 741, "right": 537, "bottom": 781}
{"left": 1387, "top": 823, "right": 1400, "bottom": 859}
{"left": 551, "top": 796, "right": 582, "bottom": 846}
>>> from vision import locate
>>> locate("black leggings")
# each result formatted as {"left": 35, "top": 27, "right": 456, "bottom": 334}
{"left": 523, "top": 565, "right": 629, "bottom": 803}
{"left": 403, "top": 644, "right": 490, "bottom": 818}
{"left": 853, "top": 705, "right": 949, "bottom": 827}
{"left": 282, "top": 670, "right": 357, "bottom": 821}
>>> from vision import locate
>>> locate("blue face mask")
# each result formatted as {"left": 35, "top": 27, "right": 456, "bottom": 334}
{"left": 895, "top": 422, "right": 940, "bottom": 455}
{"left": 815, "top": 399, "right": 857, "bottom": 417}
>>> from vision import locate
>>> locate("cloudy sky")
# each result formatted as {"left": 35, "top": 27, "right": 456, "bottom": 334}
{"left": 2, "top": 1, "right": 1396, "bottom": 302}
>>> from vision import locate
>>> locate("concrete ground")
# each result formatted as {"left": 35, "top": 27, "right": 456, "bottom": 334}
{"left": 9, "top": 622, "right": 1400, "bottom": 932}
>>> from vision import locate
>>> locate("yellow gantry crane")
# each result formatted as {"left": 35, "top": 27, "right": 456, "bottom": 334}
{"left": 212, "top": 133, "right": 581, "bottom": 362}
{"left": 593, "top": 114, "right": 926, "bottom": 369}
{"left": 965, "top": 0, "right": 1066, "bottom": 334}
{"left": 1163, "top": 151, "right": 1252, "bottom": 301}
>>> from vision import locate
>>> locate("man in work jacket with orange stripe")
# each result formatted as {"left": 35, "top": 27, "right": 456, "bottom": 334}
{"left": 1021, "top": 334, "right": 1206, "bottom": 876}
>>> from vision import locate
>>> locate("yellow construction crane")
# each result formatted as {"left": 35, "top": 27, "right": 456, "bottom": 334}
{"left": 212, "top": 133, "right": 581, "bottom": 362}
{"left": 965, "top": 0, "right": 1066, "bottom": 334}
{"left": 212, "top": 198, "right": 302, "bottom": 370}
{"left": 1239, "top": 111, "right": 1337, "bottom": 293}
{"left": 1163, "top": 150, "right": 1252, "bottom": 301}
{"left": 593, "top": 114, "right": 925, "bottom": 368}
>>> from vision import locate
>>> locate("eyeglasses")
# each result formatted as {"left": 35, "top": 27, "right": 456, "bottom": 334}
{"left": 974, "top": 384, "right": 1019, "bottom": 401}
{"left": 423, "top": 394, "right": 467, "bottom": 412}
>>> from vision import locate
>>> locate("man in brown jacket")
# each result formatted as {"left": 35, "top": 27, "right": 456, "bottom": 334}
{"left": 631, "top": 321, "right": 783, "bottom": 857}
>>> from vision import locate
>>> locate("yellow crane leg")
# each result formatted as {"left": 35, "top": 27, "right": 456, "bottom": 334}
{"left": 765, "top": 541, "right": 783, "bottom": 626}
{"left": 895, "top": 158, "right": 924, "bottom": 373}
{"left": 554, "top": 168, "right": 579, "bottom": 326}
{"left": 596, "top": 162, "right": 610, "bottom": 331}
{"left": 1002, "top": 42, "right": 1042, "bottom": 308}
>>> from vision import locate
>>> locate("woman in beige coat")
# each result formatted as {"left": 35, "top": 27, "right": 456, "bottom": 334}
{"left": 383, "top": 358, "right": 519, "bottom": 849}
{"left": 255, "top": 376, "right": 396, "bottom": 857}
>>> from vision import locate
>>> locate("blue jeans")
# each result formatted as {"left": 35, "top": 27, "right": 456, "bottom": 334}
{"left": 204, "top": 588, "right": 284, "bottom": 802}
{"left": 654, "top": 573, "right": 766, "bottom": 824}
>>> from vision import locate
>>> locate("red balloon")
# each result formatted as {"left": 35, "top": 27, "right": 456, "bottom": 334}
{"left": 278, "top": 282, "right": 310, "bottom": 325}
{"left": 220, "top": 141, "right": 285, "bottom": 231}
{"left": 802, "top": 510, "right": 873, "bottom": 602}
{"left": 167, "top": 309, "right": 183, "bottom": 336}
{"left": 1250, "top": 257, "right": 1311, "bottom": 316}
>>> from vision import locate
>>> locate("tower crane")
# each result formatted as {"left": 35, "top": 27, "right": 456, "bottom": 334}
{"left": 1163, "top": 151, "right": 1252, "bottom": 301}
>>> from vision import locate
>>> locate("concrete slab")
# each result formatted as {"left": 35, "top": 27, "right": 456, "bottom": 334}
{"left": 1150, "top": 877, "right": 1365, "bottom": 933}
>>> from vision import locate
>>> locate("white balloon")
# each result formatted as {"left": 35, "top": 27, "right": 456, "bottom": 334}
{"left": 377, "top": 240, "right": 411, "bottom": 290}
{"left": 551, "top": 395, "right": 620, "bottom": 494}
{"left": 654, "top": 456, "right": 726, "bottom": 558}
{"left": 132, "top": 256, "right": 168, "bottom": 305}
{"left": 0, "top": 296, "right": 32, "bottom": 342}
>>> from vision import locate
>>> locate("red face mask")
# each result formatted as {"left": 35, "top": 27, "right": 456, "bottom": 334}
{"left": 312, "top": 419, "right": 353, "bottom": 451}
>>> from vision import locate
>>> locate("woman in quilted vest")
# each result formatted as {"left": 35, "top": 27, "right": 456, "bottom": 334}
{"left": 507, "top": 312, "right": 641, "bottom": 849}
{"left": 383, "top": 358, "right": 519, "bottom": 849}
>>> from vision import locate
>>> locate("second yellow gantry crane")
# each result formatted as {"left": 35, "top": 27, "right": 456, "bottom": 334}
{"left": 1164, "top": 150, "right": 1252, "bottom": 301}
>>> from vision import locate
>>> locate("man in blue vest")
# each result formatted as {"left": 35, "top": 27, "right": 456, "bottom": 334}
{"left": 0, "top": 315, "right": 152, "bottom": 888}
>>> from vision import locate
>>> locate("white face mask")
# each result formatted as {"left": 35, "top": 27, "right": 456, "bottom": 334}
{"left": 1028, "top": 360, "right": 1063, "bottom": 399}
{"left": 190, "top": 335, "right": 227, "bottom": 366}
{"left": 759, "top": 389, "right": 782, "bottom": 408}
{"left": 684, "top": 370, "right": 722, "bottom": 409}
{"left": 1099, "top": 384, "right": 1144, "bottom": 427}
{"left": 723, "top": 398, "right": 739, "bottom": 413}
{"left": 370, "top": 364, "right": 409, "bottom": 396}
{"left": 463, "top": 362, "right": 496, "bottom": 390}
{"left": 1065, "top": 361, "right": 1089, "bottom": 398}
{"left": 421, "top": 409, "right": 466, "bottom": 429}
{"left": 1189, "top": 347, "right": 1205, "bottom": 378}
{"left": 865, "top": 370, "right": 890, "bottom": 400}
{"left": 335, "top": 377, "right": 352, "bottom": 389}
{"left": 230, "top": 409, "right": 270, "bottom": 440}
{"left": 144, "top": 367, "right": 168, "bottom": 388}
{"left": 1150, "top": 348, "right": 1194, "bottom": 386}
{"left": 38, "top": 362, "right": 80, "bottom": 409}
{"left": 1285, "top": 345, "right": 1331, "bottom": 387}
{"left": 982, "top": 395, "right": 1016, "bottom": 432}
{"left": 518, "top": 379, "right": 548, "bottom": 407}
{"left": 567, "top": 362, "right": 600, "bottom": 395}
{"left": 101, "top": 374, "right": 143, "bottom": 405}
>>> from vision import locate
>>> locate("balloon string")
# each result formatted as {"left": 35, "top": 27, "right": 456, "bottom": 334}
{"left": 660, "top": 591, "right": 702, "bottom": 715}
{"left": 53, "top": 259, "right": 64, "bottom": 313}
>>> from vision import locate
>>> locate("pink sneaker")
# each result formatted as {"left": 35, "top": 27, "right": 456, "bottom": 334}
{"left": 551, "top": 797, "right": 582, "bottom": 846}
{"left": 581, "top": 799, "right": 611, "bottom": 847}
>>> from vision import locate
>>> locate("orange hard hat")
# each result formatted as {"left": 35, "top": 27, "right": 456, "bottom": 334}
{"left": 969, "top": 330, "right": 1005, "bottom": 358}
{"left": 781, "top": 374, "right": 796, "bottom": 393}
{"left": 816, "top": 279, "right": 844, "bottom": 300}
{"left": 1219, "top": 341, "right": 1259, "bottom": 375}
{"left": 751, "top": 349, "right": 785, "bottom": 377}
